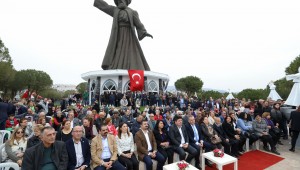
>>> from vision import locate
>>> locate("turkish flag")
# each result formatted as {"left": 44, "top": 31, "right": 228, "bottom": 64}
{"left": 128, "top": 70, "right": 144, "bottom": 92}
{"left": 21, "top": 90, "right": 29, "bottom": 99}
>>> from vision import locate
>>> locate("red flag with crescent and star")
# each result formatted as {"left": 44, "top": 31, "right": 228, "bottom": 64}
{"left": 128, "top": 70, "right": 144, "bottom": 92}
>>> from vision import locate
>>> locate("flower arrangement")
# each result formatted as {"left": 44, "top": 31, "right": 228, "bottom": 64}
{"left": 177, "top": 161, "right": 189, "bottom": 170}
{"left": 213, "top": 148, "right": 224, "bottom": 158}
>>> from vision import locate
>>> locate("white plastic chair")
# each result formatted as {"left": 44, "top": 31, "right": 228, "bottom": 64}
{"left": 0, "top": 130, "right": 11, "bottom": 145}
{"left": 0, "top": 162, "right": 19, "bottom": 170}
{"left": 0, "top": 144, "right": 5, "bottom": 163}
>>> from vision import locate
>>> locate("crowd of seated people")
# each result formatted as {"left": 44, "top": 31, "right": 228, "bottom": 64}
{"left": 1, "top": 94, "right": 294, "bottom": 170}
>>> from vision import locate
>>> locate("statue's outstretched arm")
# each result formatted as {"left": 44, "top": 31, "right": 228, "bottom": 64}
{"left": 94, "top": 0, "right": 115, "bottom": 17}
{"left": 132, "top": 10, "right": 153, "bottom": 40}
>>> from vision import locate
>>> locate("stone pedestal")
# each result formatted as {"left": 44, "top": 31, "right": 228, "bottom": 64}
{"left": 81, "top": 69, "right": 169, "bottom": 105}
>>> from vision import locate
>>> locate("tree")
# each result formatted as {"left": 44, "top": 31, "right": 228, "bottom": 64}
{"left": 236, "top": 88, "right": 268, "bottom": 101}
{"left": 76, "top": 82, "right": 88, "bottom": 94}
{"left": 39, "top": 88, "right": 63, "bottom": 100}
{"left": 175, "top": 76, "right": 203, "bottom": 96}
{"left": 0, "top": 38, "right": 12, "bottom": 64}
{"left": 200, "top": 90, "right": 224, "bottom": 100}
{"left": 273, "top": 78, "right": 293, "bottom": 100}
{"left": 14, "top": 69, "right": 53, "bottom": 98}
{"left": 285, "top": 55, "right": 300, "bottom": 75}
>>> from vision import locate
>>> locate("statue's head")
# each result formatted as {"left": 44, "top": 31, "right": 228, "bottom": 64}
{"left": 114, "top": 0, "right": 131, "bottom": 9}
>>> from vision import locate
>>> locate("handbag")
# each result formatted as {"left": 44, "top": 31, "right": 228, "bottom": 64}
{"left": 271, "top": 127, "right": 280, "bottom": 134}
{"left": 211, "top": 136, "right": 222, "bottom": 144}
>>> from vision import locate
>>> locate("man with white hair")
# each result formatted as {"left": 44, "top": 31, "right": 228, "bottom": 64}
{"left": 66, "top": 126, "right": 91, "bottom": 170}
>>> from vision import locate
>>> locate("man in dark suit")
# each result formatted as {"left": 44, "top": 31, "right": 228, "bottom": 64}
{"left": 66, "top": 126, "right": 91, "bottom": 170}
{"left": 185, "top": 115, "right": 213, "bottom": 169}
{"left": 169, "top": 116, "right": 197, "bottom": 164}
{"left": 135, "top": 120, "right": 165, "bottom": 170}
{"left": 290, "top": 106, "right": 300, "bottom": 152}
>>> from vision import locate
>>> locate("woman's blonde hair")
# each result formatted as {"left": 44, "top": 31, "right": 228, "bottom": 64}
{"left": 9, "top": 127, "right": 26, "bottom": 146}
{"left": 33, "top": 124, "right": 44, "bottom": 131}
{"left": 262, "top": 112, "right": 270, "bottom": 118}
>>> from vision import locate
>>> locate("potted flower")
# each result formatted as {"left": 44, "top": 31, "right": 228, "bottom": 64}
{"left": 177, "top": 161, "right": 189, "bottom": 170}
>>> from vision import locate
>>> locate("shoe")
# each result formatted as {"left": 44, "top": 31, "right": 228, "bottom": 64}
{"left": 233, "top": 155, "right": 240, "bottom": 160}
{"left": 271, "top": 149, "right": 280, "bottom": 155}
{"left": 237, "top": 152, "right": 243, "bottom": 156}
{"left": 277, "top": 141, "right": 284, "bottom": 145}
{"left": 289, "top": 148, "right": 295, "bottom": 152}
{"left": 263, "top": 146, "right": 271, "bottom": 152}
{"left": 283, "top": 136, "right": 288, "bottom": 140}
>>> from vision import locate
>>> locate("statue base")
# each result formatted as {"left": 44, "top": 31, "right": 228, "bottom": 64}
{"left": 81, "top": 69, "right": 169, "bottom": 104}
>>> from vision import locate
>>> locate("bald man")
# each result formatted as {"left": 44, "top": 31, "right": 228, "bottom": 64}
{"left": 66, "top": 126, "right": 91, "bottom": 170}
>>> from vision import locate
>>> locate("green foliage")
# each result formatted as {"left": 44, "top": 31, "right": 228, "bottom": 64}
{"left": 63, "top": 90, "right": 76, "bottom": 98}
{"left": 274, "top": 78, "right": 293, "bottom": 100}
{"left": 39, "top": 88, "right": 63, "bottom": 100}
{"left": 199, "top": 90, "right": 225, "bottom": 100}
{"left": 285, "top": 55, "right": 300, "bottom": 74}
{"left": 0, "top": 39, "right": 12, "bottom": 64}
{"left": 76, "top": 82, "right": 88, "bottom": 94}
{"left": 236, "top": 88, "right": 268, "bottom": 101}
{"left": 175, "top": 76, "right": 203, "bottom": 96}
{"left": 14, "top": 69, "right": 53, "bottom": 96}
{"left": 0, "top": 61, "right": 16, "bottom": 97}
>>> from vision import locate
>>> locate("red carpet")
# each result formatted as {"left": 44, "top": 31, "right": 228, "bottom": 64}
{"left": 205, "top": 150, "right": 284, "bottom": 170}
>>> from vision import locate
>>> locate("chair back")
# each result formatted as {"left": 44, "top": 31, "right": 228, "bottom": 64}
{"left": 0, "top": 131, "right": 11, "bottom": 145}
{"left": 0, "top": 144, "right": 6, "bottom": 163}
{"left": 0, "top": 162, "right": 20, "bottom": 170}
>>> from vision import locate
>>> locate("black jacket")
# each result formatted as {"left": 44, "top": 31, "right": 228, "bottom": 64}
{"left": 22, "top": 141, "right": 68, "bottom": 170}
{"left": 222, "top": 122, "right": 236, "bottom": 139}
{"left": 26, "top": 135, "right": 41, "bottom": 149}
{"left": 66, "top": 137, "right": 91, "bottom": 170}
{"left": 213, "top": 124, "right": 229, "bottom": 141}
{"left": 290, "top": 111, "right": 300, "bottom": 131}
{"left": 168, "top": 125, "right": 189, "bottom": 147}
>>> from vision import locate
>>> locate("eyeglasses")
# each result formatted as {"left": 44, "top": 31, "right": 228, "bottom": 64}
{"left": 16, "top": 131, "right": 24, "bottom": 134}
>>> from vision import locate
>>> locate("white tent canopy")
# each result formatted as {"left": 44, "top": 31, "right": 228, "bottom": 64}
{"left": 226, "top": 89, "right": 235, "bottom": 100}
{"left": 267, "top": 81, "right": 282, "bottom": 101}
{"left": 285, "top": 67, "right": 300, "bottom": 106}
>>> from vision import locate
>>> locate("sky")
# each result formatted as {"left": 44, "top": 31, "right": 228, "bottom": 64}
{"left": 1, "top": 0, "right": 300, "bottom": 92}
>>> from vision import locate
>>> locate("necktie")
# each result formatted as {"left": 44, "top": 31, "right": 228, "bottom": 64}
{"left": 193, "top": 125, "right": 199, "bottom": 142}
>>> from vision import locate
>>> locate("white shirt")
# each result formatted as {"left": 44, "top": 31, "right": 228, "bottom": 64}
{"left": 70, "top": 120, "right": 74, "bottom": 129}
{"left": 73, "top": 139, "right": 84, "bottom": 167}
{"left": 142, "top": 129, "right": 152, "bottom": 151}
{"left": 101, "top": 137, "right": 112, "bottom": 159}
{"left": 116, "top": 132, "right": 134, "bottom": 156}
{"left": 178, "top": 126, "right": 186, "bottom": 146}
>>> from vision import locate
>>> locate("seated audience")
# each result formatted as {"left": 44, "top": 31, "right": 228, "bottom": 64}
{"left": 222, "top": 116, "right": 246, "bottom": 153}
{"left": 153, "top": 120, "right": 174, "bottom": 164}
{"left": 5, "top": 114, "right": 18, "bottom": 128}
{"left": 169, "top": 116, "right": 197, "bottom": 165}
{"left": 200, "top": 116, "right": 222, "bottom": 150}
{"left": 236, "top": 112, "right": 259, "bottom": 147}
{"left": 91, "top": 124, "right": 126, "bottom": 170}
{"left": 185, "top": 115, "right": 210, "bottom": 169}
{"left": 16, "top": 118, "right": 34, "bottom": 138}
{"left": 53, "top": 111, "right": 66, "bottom": 131}
{"left": 27, "top": 124, "right": 44, "bottom": 149}
{"left": 68, "top": 110, "right": 81, "bottom": 128}
{"left": 105, "top": 117, "right": 118, "bottom": 136}
{"left": 252, "top": 114, "right": 280, "bottom": 155}
{"left": 66, "top": 126, "right": 91, "bottom": 170}
{"left": 135, "top": 120, "right": 165, "bottom": 170}
{"left": 22, "top": 126, "right": 68, "bottom": 170}
{"left": 213, "top": 117, "right": 239, "bottom": 158}
{"left": 56, "top": 120, "right": 73, "bottom": 142}
{"left": 116, "top": 123, "right": 139, "bottom": 170}
{"left": 82, "top": 117, "right": 97, "bottom": 142}
{"left": 5, "top": 127, "right": 27, "bottom": 167}
{"left": 262, "top": 112, "right": 282, "bottom": 145}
